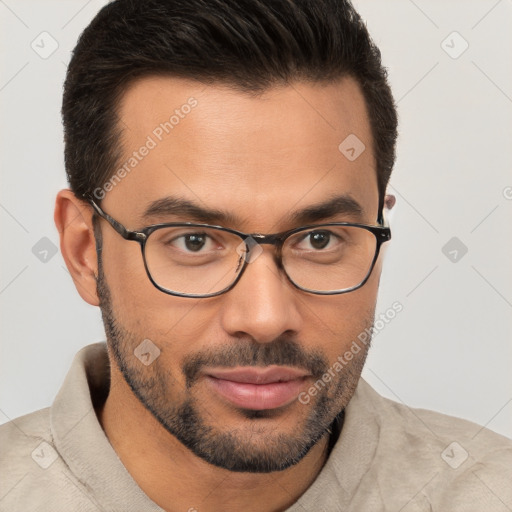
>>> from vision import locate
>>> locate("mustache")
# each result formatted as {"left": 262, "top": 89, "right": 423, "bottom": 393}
{"left": 182, "top": 337, "right": 329, "bottom": 388}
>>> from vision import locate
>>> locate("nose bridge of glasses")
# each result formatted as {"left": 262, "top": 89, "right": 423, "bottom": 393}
{"left": 240, "top": 233, "right": 285, "bottom": 268}
{"left": 246, "top": 233, "right": 283, "bottom": 246}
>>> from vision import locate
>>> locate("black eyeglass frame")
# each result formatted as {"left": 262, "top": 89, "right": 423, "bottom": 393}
{"left": 87, "top": 198, "right": 391, "bottom": 298}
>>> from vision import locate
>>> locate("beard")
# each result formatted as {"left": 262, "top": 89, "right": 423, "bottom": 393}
{"left": 95, "top": 249, "right": 373, "bottom": 473}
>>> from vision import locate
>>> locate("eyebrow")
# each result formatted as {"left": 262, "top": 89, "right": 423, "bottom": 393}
{"left": 141, "top": 194, "right": 365, "bottom": 227}
{"left": 290, "top": 195, "right": 364, "bottom": 225}
{"left": 142, "top": 197, "right": 241, "bottom": 225}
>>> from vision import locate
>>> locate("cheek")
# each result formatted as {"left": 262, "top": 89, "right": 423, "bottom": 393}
{"left": 302, "top": 281, "right": 378, "bottom": 363}
{"left": 100, "top": 236, "right": 205, "bottom": 336}
{"left": 104, "top": 248, "right": 222, "bottom": 362}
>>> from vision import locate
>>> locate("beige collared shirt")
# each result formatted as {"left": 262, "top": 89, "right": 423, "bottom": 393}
{"left": 1, "top": 343, "right": 511, "bottom": 511}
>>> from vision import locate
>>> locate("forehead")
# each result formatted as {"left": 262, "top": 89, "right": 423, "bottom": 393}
{"left": 106, "top": 76, "right": 378, "bottom": 229}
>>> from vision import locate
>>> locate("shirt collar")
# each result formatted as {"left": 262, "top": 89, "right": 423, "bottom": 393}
{"left": 51, "top": 343, "right": 378, "bottom": 511}
{"left": 51, "top": 343, "right": 164, "bottom": 511}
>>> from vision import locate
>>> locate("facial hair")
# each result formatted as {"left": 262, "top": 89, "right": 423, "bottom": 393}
{"left": 95, "top": 243, "right": 374, "bottom": 473}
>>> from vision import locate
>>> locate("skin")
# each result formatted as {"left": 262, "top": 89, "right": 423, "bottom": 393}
{"left": 54, "top": 76, "right": 390, "bottom": 512}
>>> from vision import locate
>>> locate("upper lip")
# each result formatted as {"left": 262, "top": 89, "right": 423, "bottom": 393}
{"left": 205, "top": 366, "right": 310, "bottom": 384}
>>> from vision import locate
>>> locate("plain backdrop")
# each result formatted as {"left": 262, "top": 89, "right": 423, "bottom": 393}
{"left": 1, "top": 0, "right": 511, "bottom": 439}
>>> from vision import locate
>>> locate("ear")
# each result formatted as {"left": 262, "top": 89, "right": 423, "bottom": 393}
{"left": 384, "top": 194, "right": 396, "bottom": 211}
{"left": 54, "top": 189, "right": 100, "bottom": 306}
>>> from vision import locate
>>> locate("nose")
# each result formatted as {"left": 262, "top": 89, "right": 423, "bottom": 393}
{"left": 219, "top": 249, "right": 303, "bottom": 344}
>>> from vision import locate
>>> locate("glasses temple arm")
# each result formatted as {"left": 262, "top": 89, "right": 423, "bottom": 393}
{"left": 86, "top": 198, "right": 140, "bottom": 241}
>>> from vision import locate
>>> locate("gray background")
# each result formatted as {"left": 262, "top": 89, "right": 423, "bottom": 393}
{"left": 1, "top": 0, "right": 511, "bottom": 439}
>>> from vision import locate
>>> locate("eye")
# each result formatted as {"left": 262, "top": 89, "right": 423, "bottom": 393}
{"left": 308, "top": 231, "right": 331, "bottom": 250}
{"left": 297, "top": 230, "right": 339, "bottom": 251}
{"left": 167, "top": 231, "right": 219, "bottom": 253}
{"left": 189, "top": 233, "right": 207, "bottom": 251}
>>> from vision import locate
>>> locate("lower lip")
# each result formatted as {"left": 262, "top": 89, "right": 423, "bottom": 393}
{"left": 205, "top": 376, "right": 307, "bottom": 411}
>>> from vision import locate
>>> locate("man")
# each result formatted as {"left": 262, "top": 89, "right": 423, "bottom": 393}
{"left": 1, "top": 0, "right": 511, "bottom": 510}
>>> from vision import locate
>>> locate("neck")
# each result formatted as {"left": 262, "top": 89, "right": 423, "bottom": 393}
{"left": 97, "top": 366, "right": 331, "bottom": 512}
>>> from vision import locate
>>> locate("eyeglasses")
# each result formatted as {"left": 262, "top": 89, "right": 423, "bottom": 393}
{"left": 87, "top": 198, "right": 391, "bottom": 298}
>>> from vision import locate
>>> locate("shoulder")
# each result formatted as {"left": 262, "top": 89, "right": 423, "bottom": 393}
{"left": 1, "top": 410, "right": 55, "bottom": 505}
{"left": 358, "top": 378, "right": 512, "bottom": 451}
{"left": 0, "top": 408, "right": 98, "bottom": 511}
{"left": 356, "top": 378, "right": 511, "bottom": 444}
{"left": 351, "top": 380, "right": 512, "bottom": 510}
{"left": 0, "top": 407, "right": 53, "bottom": 468}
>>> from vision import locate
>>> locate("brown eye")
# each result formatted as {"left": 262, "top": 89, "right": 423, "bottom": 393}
{"left": 183, "top": 233, "right": 207, "bottom": 252}
{"left": 308, "top": 231, "right": 331, "bottom": 250}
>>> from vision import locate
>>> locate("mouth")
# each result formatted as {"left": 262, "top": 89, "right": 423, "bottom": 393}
{"left": 203, "top": 366, "right": 311, "bottom": 411}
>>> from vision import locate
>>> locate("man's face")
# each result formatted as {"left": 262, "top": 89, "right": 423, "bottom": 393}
{"left": 96, "top": 76, "right": 382, "bottom": 472}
